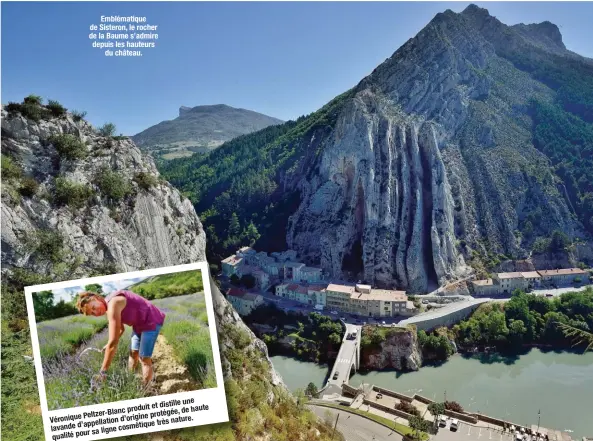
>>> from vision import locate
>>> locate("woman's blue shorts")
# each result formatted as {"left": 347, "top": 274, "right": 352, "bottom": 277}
{"left": 130, "top": 324, "right": 162, "bottom": 358}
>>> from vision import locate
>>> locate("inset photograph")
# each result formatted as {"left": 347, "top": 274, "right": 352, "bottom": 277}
{"left": 29, "top": 265, "right": 218, "bottom": 411}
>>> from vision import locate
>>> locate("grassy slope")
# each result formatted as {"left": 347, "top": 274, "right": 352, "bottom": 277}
{"left": 127, "top": 270, "right": 204, "bottom": 299}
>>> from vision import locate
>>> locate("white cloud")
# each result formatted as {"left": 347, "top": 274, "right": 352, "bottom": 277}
{"left": 50, "top": 286, "right": 83, "bottom": 303}
{"left": 102, "top": 277, "right": 145, "bottom": 294}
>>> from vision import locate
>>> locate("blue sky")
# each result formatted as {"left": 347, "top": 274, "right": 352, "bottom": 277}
{"left": 40, "top": 276, "right": 145, "bottom": 303}
{"left": 2, "top": 2, "right": 592, "bottom": 136}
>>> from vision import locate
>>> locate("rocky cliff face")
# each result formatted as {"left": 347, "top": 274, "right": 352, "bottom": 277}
{"left": 1, "top": 107, "right": 206, "bottom": 275}
{"left": 285, "top": 5, "right": 590, "bottom": 292}
{"left": 1, "top": 104, "right": 333, "bottom": 441}
{"left": 361, "top": 327, "right": 422, "bottom": 371}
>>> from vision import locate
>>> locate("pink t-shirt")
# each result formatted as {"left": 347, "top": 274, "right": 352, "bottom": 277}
{"left": 106, "top": 290, "right": 165, "bottom": 334}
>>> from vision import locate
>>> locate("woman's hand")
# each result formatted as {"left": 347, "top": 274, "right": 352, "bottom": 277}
{"left": 92, "top": 371, "right": 107, "bottom": 385}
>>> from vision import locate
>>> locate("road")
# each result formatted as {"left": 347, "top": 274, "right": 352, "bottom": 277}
{"left": 308, "top": 405, "right": 404, "bottom": 441}
{"left": 399, "top": 297, "right": 492, "bottom": 328}
{"left": 530, "top": 285, "right": 590, "bottom": 297}
{"left": 325, "top": 323, "right": 361, "bottom": 395}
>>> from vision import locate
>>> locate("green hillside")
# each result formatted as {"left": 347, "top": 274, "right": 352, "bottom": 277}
{"left": 127, "top": 270, "right": 204, "bottom": 300}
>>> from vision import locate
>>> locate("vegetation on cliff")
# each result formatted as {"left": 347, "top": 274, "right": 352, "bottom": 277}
{"left": 243, "top": 304, "right": 343, "bottom": 363}
{"left": 160, "top": 90, "right": 355, "bottom": 264}
{"left": 1, "top": 102, "right": 346, "bottom": 441}
{"left": 453, "top": 288, "right": 593, "bottom": 350}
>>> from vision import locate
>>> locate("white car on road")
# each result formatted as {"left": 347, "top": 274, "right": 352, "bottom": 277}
{"left": 450, "top": 419, "right": 459, "bottom": 431}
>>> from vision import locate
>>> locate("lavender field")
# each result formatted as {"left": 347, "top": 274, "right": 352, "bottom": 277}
{"left": 38, "top": 293, "right": 216, "bottom": 410}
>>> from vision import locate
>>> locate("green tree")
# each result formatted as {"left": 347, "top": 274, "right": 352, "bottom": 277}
{"left": 428, "top": 402, "right": 446, "bottom": 418}
{"left": 84, "top": 284, "right": 103, "bottom": 295}
{"left": 328, "top": 333, "right": 341, "bottom": 345}
{"left": 229, "top": 212, "right": 241, "bottom": 237}
{"left": 33, "top": 291, "right": 54, "bottom": 321}
{"left": 409, "top": 415, "right": 430, "bottom": 439}
{"left": 98, "top": 122, "right": 116, "bottom": 137}
{"left": 305, "top": 382, "right": 318, "bottom": 397}
{"left": 549, "top": 230, "right": 570, "bottom": 252}
{"left": 508, "top": 319, "right": 527, "bottom": 347}
{"left": 242, "top": 221, "right": 261, "bottom": 246}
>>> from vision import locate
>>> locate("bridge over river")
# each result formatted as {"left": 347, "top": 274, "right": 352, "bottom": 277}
{"left": 322, "top": 322, "right": 362, "bottom": 396}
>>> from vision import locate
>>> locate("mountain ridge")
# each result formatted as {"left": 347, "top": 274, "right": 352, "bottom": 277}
{"left": 160, "top": 4, "right": 593, "bottom": 292}
{"left": 132, "top": 104, "right": 283, "bottom": 160}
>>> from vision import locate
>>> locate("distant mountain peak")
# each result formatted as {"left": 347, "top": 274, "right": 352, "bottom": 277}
{"left": 179, "top": 106, "right": 192, "bottom": 117}
{"left": 133, "top": 104, "right": 283, "bottom": 160}
{"left": 512, "top": 21, "right": 565, "bottom": 50}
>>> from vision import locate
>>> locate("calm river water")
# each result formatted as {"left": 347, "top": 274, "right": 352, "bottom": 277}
{"left": 270, "top": 349, "right": 593, "bottom": 438}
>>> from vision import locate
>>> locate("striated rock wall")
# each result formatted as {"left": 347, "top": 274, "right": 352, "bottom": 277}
{"left": 284, "top": 6, "right": 588, "bottom": 292}
{"left": 360, "top": 327, "right": 422, "bottom": 371}
{"left": 287, "top": 91, "right": 471, "bottom": 292}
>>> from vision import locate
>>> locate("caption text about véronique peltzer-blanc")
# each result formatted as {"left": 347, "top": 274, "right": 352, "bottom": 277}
{"left": 89, "top": 16, "right": 158, "bottom": 57}
{"left": 49, "top": 397, "right": 208, "bottom": 440}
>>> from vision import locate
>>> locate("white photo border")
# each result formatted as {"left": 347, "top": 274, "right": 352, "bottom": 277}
{"left": 24, "top": 261, "right": 229, "bottom": 441}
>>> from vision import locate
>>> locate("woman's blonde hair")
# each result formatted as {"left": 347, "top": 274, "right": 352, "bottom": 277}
{"left": 76, "top": 291, "right": 105, "bottom": 314}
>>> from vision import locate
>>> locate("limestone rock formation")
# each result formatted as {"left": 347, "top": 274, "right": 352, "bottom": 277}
{"left": 284, "top": 5, "right": 590, "bottom": 292}
{"left": 361, "top": 327, "right": 422, "bottom": 371}
{"left": 1, "top": 106, "right": 205, "bottom": 275}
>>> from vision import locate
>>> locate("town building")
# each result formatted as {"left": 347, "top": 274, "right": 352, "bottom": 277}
{"left": 471, "top": 279, "right": 498, "bottom": 297}
{"left": 275, "top": 283, "right": 288, "bottom": 298}
{"left": 226, "top": 288, "right": 264, "bottom": 316}
{"left": 324, "top": 283, "right": 409, "bottom": 317}
{"left": 251, "top": 269, "right": 270, "bottom": 291}
{"left": 307, "top": 284, "right": 327, "bottom": 307}
{"left": 299, "top": 266, "right": 323, "bottom": 283}
{"left": 221, "top": 255, "right": 243, "bottom": 277}
{"left": 494, "top": 272, "right": 528, "bottom": 294}
{"left": 521, "top": 271, "right": 541, "bottom": 290}
{"left": 326, "top": 284, "right": 356, "bottom": 312}
{"left": 538, "top": 268, "right": 587, "bottom": 286}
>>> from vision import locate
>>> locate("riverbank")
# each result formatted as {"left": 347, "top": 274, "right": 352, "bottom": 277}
{"left": 272, "top": 348, "right": 593, "bottom": 439}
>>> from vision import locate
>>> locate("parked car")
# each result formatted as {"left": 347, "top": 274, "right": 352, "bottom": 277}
{"left": 330, "top": 310, "right": 338, "bottom": 315}
{"left": 450, "top": 419, "right": 459, "bottom": 431}
{"left": 333, "top": 371, "right": 339, "bottom": 380}
{"left": 376, "top": 393, "right": 383, "bottom": 399}
{"left": 438, "top": 415, "right": 447, "bottom": 427}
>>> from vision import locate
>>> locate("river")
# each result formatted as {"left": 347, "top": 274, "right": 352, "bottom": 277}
{"left": 270, "top": 349, "right": 593, "bottom": 438}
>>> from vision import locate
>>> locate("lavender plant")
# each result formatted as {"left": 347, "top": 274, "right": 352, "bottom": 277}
{"left": 38, "top": 293, "right": 217, "bottom": 410}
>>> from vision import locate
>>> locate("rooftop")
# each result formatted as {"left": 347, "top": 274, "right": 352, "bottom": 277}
{"left": 226, "top": 287, "right": 247, "bottom": 298}
{"left": 296, "top": 286, "right": 309, "bottom": 295}
{"left": 365, "top": 289, "right": 407, "bottom": 301}
{"left": 327, "top": 283, "right": 356, "bottom": 294}
{"left": 538, "top": 268, "right": 586, "bottom": 276}
{"left": 222, "top": 255, "right": 243, "bottom": 266}
{"left": 243, "top": 293, "right": 262, "bottom": 302}
{"left": 301, "top": 266, "right": 322, "bottom": 273}
{"left": 472, "top": 279, "right": 493, "bottom": 286}
{"left": 238, "top": 246, "right": 256, "bottom": 254}
{"left": 307, "top": 284, "right": 326, "bottom": 292}
{"left": 521, "top": 271, "right": 541, "bottom": 279}
{"left": 497, "top": 272, "right": 525, "bottom": 279}
{"left": 284, "top": 261, "right": 305, "bottom": 268}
